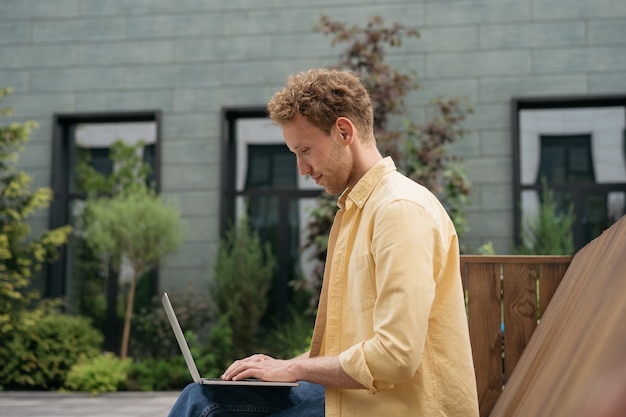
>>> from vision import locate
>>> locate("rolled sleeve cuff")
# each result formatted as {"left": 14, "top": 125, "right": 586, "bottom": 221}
{"left": 339, "top": 342, "right": 394, "bottom": 394}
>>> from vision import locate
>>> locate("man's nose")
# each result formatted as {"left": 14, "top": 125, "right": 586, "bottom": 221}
{"left": 297, "top": 159, "right": 310, "bottom": 176}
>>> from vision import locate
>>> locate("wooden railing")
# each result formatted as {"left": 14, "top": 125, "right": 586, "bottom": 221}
{"left": 460, "top": 255, "right": 573, "bottom": 417}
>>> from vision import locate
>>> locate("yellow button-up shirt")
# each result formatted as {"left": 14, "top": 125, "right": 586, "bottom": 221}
{"left": 309, "top": 157, "right": 479, "bottom": 417}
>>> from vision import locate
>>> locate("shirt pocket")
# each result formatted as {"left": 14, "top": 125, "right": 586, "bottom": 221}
{"left": 347, "top": 254, "right": 376, "bottom": 312}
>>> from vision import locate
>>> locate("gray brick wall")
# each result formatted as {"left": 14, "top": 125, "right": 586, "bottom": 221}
{"left": 1, "top": 0, "right": 625, "bottom": 290}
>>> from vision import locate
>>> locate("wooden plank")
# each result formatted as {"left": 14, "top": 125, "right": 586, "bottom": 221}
{"left": 538, "top": 263, "right": 568, "bottom": 317}
{"left": 490, "top": 233, "right": 603, "bottom": 417}
{"left": 459, "top": 254, "right": 572, "bottom": 416}
{"left": 467, "top": 263, "right": 502, "bottom": 417}
{"left": 489, "top": 215, "right": 626, "bottom": 417}
{"left": 501, "top": 263, "right": 537, "bottom": 385}
{"left": 461, "top": 255, "right": 572, "bottom": 264}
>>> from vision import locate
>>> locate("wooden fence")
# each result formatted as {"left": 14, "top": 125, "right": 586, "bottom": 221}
{"left": 460, "top": 255, "right": 573, "bottom": 417}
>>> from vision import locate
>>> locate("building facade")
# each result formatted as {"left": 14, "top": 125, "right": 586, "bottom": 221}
{"left": 2, "top": 0, "right": 625, "bottom": 320}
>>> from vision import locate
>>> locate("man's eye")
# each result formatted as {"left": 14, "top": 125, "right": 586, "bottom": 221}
{"left": 301, "top": 148, "right": 310, "bottom": 155}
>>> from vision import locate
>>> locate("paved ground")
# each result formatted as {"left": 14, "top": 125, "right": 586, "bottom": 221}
{"left": 0, "top": 391, "right": 179, "bottom": 417}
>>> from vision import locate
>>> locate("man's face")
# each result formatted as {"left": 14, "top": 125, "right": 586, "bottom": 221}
{"left": 283, "top": 115, "right": 352, "bottom": 196}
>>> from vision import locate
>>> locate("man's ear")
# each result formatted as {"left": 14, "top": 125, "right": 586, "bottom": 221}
{"left": 335, "top": 117, "right": 355, "bottom": 144}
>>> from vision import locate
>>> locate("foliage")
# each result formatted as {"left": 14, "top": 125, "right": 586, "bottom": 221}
{"left": 261, "top": 307, "right": 314, "bottom": 359}
{"left": 0, "top": 86, "right": 72, "bottom": 337}
{"left": 64, "top": 352, "right": 132, "bottom": 395}
{"left": 84, "top": 185, "right": 183, "bottom": 358}
{"left": 129, "top": 289, "right": 235, "bottom": 373}
{"left": 0, "top": 312, "right": 103, "bottom": 390}
{"left": 124, "top": 290, "right": 235, "bottom": 391}
{"left": 517, "top": 179, "right": 575, "bottom": 255}
{"left": 72, "top": 139, "right": 156, "bottom": 352}
{"left": 402, "top": 100, "right": 472, "bottom": 235}
{"left": 316, "top": 14, "right": 419, "bottom": 135}
{"left": 477, "top": 241, "right": 496, "bottom": 255}
{"left": 71, "top": 241, "right": 109, "bottom": 337}
{"left": 128, "top": 324, "right": 234, "bottom": 391}
{"left": 298, "top": 192, "right": 336, "bottom": 313}
{"left": 304, "top": 15, "right": 472, "bottom": 295}
{"left": 129, "top": 289, "right": 212, "bottom": 360}
{"left": 75, "top": 140, "right": 153, "bottom": 196}
{"left": 85, "top": 187, "right": 182, "bottom": 278}
{"left": 210, "top": 214, "right": 276, "bottom": 358}
{"left": 0, "top": 86, "right": 75, "bottom": 391}
{"left": 202, "top": 314, "right": 236, "bottom": 372}
{"left": 315, "top": 15, "right": 472, "bottom": 227}
{"left": 128, "top": 356, "right": 189, "bottom": 391}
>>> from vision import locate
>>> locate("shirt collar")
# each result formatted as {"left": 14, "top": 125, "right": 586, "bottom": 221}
{"left": 337, "top": 157, "right": 397, "bottom": 210}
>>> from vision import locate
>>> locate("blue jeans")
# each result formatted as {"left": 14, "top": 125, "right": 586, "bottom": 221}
{"left": 167, "top": 381, "right": 325, "bottom": 417}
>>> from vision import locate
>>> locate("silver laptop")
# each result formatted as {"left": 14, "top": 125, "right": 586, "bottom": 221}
{"left": 162, "top": 292, "right": 299, "bottom": 386}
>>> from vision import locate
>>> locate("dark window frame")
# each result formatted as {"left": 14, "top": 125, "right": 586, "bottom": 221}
{"left": 511, "top": 94, "right": 626, "bottom": 250}
{"left": 220, "top": 107, "right": 323, "bottom": 318}
{"left": 49, "top": 110, "right": 162, "bottom": 352}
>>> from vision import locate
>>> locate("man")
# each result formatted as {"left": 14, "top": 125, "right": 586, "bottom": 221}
{"left": 168, "top": 68, "right": 479, "bottom": 417}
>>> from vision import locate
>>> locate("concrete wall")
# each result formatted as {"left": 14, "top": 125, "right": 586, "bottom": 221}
{"left": 1, "top": 0, "right": 625, "bottom": 290}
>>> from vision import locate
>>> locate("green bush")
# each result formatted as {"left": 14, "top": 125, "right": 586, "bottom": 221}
{"left": 129, "top": 289, "right": 213, "bottom": 361}
{"left": 261, "top": 308, "right": 313, "bottom": 359}
{"left": 517, "top": 179, "right": 575, "bottom": 255}
{"left": 0, "top": 87, "right": 72, "bottom": 339}
{"left": 201, "top": 315, "right": 235, "bottom": 373}
{"left": 0, "top": 313, "right": 103, "bottom": 390}
{"left": 129, "top": 323, "right": 235, "bottom": 391}
{"left": 128, "top": 356, "right": 189, "bottom": 391}
{"left": 64, "top": 353, "right": 131, "bottom": 395}
{"left": 211, "top": 215, "right": 276, "bottom": 358}
{"left": 126, "top": 287, "right": 237, "bottom": 391}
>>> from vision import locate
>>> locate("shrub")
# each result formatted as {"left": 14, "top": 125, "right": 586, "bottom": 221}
{"left": 129, "top": 289, "right": 212, "bottom": 361}
{"left": 199, "top": 315, "right": 235, "bottom": 374}
{"left": 128, "top": 356, "right": 189, "bottom": 391}
{"left": 211, "top": 215, "right": 275, "bottom": 358}
{"left": 128, "top": 325, "right": 234, "bottom": 391}
{"left": 261, "top": 308, "right": 314, "bottom": 359}
{"left": 0, "top": 313, "right": 102, "bottom": 389}
{"left": 0, "top": 86, "right": 71, "bottom": 338}
{"left": 517, "top": 179, "right": 575, "bottom": 255}
{"left": 127, "top": 287, "right": 237, "bottom": 391}
{"left": 64, "top": 353, "right": 131, "bottom": 395}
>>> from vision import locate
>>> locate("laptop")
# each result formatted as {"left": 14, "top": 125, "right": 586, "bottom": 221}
{"left": 161, "top": 292, "right": 299, "bottom": 387}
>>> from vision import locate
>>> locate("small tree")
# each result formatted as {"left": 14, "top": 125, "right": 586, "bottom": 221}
{"left": 84, "top": 185, "right": 183, "bottom": 359}
{"left": 210, "top": 215, "right": 276, "bottom": 358}
{"left": 0, "top": 86, "right": 71, "bottom": 335}
{"left": 402, "top": 100, "right": 472, "bottom": 235}
{"left": 302, "top": 16, "right": 472, "bottom": 298}
{"left": 73, "top": 139, "right": 155, "bottom": 336}
{"left": 314, "top": 15, "right": 472, "bottom": 231}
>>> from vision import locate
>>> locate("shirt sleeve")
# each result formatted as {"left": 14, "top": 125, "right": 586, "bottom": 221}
{"left": 339, "top": 199, "right": 444, "bottom": 393}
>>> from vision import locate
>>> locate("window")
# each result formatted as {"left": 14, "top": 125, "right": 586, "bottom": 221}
{"left": 221, "top": 108, "right": 323, "bottom": 319}
{"left": 512, "top": 95, "right": 626, "bottom": 251}
{"left": 538, "top": 134, "right": 595, "bottom": 184}
{"left": 49, "top": 111, "right": 161, "bottom": 352}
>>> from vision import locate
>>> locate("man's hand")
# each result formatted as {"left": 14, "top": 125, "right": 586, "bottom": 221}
{"left": 221, "top": 354, "right": 298, "bottom": 382}
{"left": 221, "top": 353, "right": 365, "bottom": 389}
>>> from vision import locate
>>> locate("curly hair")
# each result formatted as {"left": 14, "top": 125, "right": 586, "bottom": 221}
{"left": 267, "top": 68, "right": 374, "bottom": 140}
